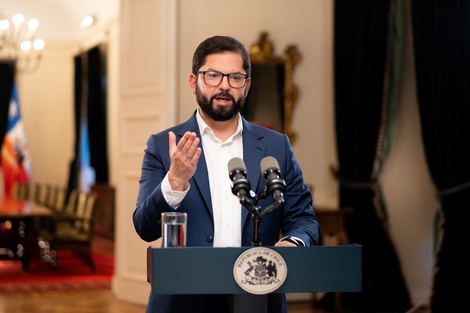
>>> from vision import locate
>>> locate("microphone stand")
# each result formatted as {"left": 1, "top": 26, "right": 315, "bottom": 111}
{"left": 238, "top": 189, "right": 284, "bottom": 247}
{"left": 231, "top": 182, "right": 285, "bottom": 313}
{"left": 228, "top": 157, "right": 285, "bottom": 313}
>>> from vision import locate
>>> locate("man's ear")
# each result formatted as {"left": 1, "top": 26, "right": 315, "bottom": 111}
{"left": 189, "top": 74, "right": 197, "bottom": 94}
{"left": 244, "top": 77, "right": 251, "bottom": 97}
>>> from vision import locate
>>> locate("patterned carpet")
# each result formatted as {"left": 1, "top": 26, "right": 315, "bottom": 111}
{"left": 0, "top": 250, "right": 113, "bottom": 293}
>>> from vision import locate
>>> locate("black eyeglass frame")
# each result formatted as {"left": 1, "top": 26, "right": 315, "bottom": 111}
{"left": 197, "top": 70, "right": 249, "bottom": 89}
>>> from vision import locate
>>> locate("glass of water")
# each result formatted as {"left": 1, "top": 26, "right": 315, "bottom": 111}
{"left": 161, "top": 212, "right": 187, "bottom": 247}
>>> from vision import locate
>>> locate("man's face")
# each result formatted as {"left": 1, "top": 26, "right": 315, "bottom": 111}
{"left": 190, "top": 52, "right": 251, "bottom": 122}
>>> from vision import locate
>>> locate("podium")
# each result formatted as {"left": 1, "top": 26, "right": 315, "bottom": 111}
{"left": 147, "top": 244, "right": 361, "bottom": 313}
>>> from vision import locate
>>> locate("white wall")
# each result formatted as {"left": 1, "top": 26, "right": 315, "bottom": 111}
{"left": 17, "top": 41, "right": 75, "bottom": 188}
{"left": 14, "top": 0, "right": 436, "bottom": 306}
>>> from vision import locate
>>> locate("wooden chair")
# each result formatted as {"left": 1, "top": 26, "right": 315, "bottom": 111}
{"left": 32, "top": 183, "right": 42, "bottom": 204}
{"left": 35, "top": 188, "right": 79, "bottom": 238}
{"left": 53, "top": 189, "right": 79, "bottom": 222}
{"left": 36, "top": 184, "right": 51, "bottom": 206}
{"left": 315, "top": 206, "right": 351, "bottom": 246}
{"left": 13, "top": 182, "right": 30, "bottom": 200}
{"left": 51, "top": 187, "right": 67, "bottom": 213}
{"left": 44, "top": 185, "right": 58, "bottom": 209}
{"left": 38, "top": 192, "right": 98, "bottom": 269}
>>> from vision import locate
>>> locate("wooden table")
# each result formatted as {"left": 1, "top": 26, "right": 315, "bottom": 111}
{"left": 0, "top": 197, "right": 53, "bottom": 270}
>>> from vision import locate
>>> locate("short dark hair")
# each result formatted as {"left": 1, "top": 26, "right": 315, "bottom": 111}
{"left": 192, "top": 36, "right": 251, "bottom": 77}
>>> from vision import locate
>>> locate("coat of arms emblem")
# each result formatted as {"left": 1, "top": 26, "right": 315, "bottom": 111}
{"left": 233, "top": 247, "right": 287, "bottom": 294}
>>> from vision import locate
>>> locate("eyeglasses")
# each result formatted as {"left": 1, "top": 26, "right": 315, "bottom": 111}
{"left": 197, "top": 70, "right": 248, "bottom": 88}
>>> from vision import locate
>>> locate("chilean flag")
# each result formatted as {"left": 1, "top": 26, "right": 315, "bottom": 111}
{"left": 1, "top": 82, "right": 31, "bottom": 198}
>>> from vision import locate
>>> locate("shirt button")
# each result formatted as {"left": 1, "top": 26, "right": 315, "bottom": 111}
{"left": 206, "top": 235, "right": 213, "bottom": 243}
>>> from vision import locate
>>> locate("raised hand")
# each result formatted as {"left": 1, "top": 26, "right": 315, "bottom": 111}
{"left": 167, "top": 131, "right": 202, "bottom": 191}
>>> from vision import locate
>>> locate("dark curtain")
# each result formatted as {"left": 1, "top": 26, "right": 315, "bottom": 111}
{"left": 333, "top": 0, "right": 411, "bottom": 312}
{"left": 66, "top": 56, "right": 82, "bottom": 196}
{"left": 86, "top": 46, "right": 109, "bottom": 183}
{"left": 67, "top": 45, "right": 109, "bottom": 196}
{"left": 411, "top": 1, "right": 470, "bottom": 312}
{"left": 0, "top": 62, "right": 15, "bottom": 149}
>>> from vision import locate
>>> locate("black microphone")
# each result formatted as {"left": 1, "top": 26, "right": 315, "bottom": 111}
{"left": 260, "top": 156, "right": 286, "bottom": 203}
{"left": 228, "top": 157, "right": 251, "bottom": 199}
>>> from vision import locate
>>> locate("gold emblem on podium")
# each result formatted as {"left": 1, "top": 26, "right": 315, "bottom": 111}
{"left": 233, "top": 247, "right": 287, "bottom": 294}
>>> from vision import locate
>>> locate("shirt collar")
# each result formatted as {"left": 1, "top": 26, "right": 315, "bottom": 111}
{"left": 196, "top": 109, "right": 243, "bottom": 139}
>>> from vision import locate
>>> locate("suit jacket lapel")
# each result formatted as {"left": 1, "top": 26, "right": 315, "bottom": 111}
{"left": 177, "top": 113, "right": 213, "bottom": 218}
{"left": 241, "top": 120, "right": 266, "bottom": 224}
{"left": 178, "top": 113, "right": 268, "bottom": 226}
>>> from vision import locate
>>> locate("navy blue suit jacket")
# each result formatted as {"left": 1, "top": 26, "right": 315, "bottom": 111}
{"left": 133, "top": 111, "right": 319, "bottom": 313}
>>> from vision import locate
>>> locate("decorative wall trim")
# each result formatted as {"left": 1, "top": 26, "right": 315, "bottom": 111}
{"left": 120, "top": 113, "right": 160, "bottom": 155}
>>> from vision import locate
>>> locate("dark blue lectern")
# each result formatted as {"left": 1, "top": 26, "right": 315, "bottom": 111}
{"left": 147, "top": 244, "right": 361, "bottom": 313}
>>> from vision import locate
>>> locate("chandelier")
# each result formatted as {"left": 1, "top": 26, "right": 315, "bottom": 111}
{"left": 0, "top": 13, "right": 45, "bottom": 74}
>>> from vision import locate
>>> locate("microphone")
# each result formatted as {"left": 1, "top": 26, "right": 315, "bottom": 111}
{"left": 228, "top": 157, "right": 251, "bottom": 199}
{"left": 260, "top": 156, "right": 286, "bottom": 203}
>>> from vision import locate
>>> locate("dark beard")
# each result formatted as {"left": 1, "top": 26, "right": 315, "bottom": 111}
{"left": 196, "top": 86, "right": 245, "bottom": 122}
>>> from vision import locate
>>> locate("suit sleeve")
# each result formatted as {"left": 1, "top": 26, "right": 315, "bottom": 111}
{"left": 132, "top": 133, "right": 173, "bottom": 242}
{"left": 277, "top": 134, "right": 320, "bottom": 246}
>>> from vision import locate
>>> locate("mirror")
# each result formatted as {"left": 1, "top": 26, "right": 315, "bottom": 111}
{"left": 242, "top": 32, "right": 301, "bottom": 144}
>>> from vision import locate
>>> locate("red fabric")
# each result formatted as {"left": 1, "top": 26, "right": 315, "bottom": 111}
{"left": 0, "top": 250, "right": 113, "bottom": 292}
{"left": 1, "top": 138, "right": 28, "bottom": 197}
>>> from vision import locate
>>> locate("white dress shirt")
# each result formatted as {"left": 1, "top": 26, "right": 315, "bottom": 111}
{"left": 162, "top": 110, "right": 243, "bottom": 247}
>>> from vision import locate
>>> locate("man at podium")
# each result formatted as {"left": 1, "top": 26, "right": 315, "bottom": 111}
{"left": 133, "top": 35, "right": 320, "bottom": 313}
